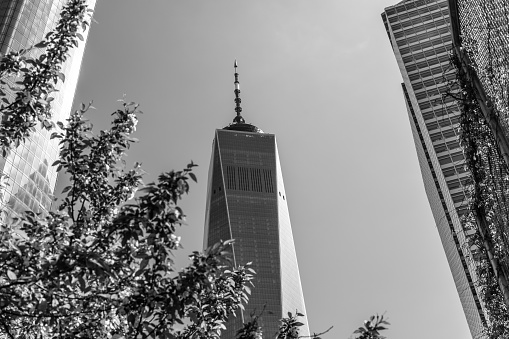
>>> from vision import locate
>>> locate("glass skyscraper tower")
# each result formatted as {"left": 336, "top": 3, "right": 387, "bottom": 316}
{"left": 382, "top": 1, "right": 486, "bottom": 337}
{"left": 0, "top": 0, "right": 95, "bottom": 215}
{"left": 204, "top": 64, "right": 309, "bottom": 338}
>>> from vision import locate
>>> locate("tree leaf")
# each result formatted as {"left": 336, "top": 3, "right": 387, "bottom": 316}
{"left": 38, "top": 299, "right": 48, "bottom": 311}
{"left": 139, "top": 258, "right": 149, "bottom": 271}
{"left": 34, "top": 41, "right": 48, "bottom": 48}
{"left": 6, "top": 270, "right": 16, "bottom": 280}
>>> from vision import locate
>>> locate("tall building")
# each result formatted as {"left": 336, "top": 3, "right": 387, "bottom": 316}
{"left": 0, "top": 0, "right": 96, "bottom": 215}
{"left": 448, "top": 0, "right": 509, "bottom": 321}
{"left": 382, "top": 1, "right": 486, "bottom": 337}
{"left": 204, "top": 63, "right": 309, "bottom": 338}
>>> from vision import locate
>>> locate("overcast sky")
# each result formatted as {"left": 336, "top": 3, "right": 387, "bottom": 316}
{"left": 63, "top": 1, "right": 472, "bottom": 338}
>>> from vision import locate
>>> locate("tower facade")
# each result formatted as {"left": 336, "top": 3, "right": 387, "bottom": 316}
{"left": 382, "top": 1, "right": 486, "bottom": 337}
{"left": 454, "top": 0, "right": 509, "bottom": 137}
{"left": 204, "top": 65, "right": 309, "bottom": 338}
{"left": 0, "top": 0, "right": 96, "bottom": 215}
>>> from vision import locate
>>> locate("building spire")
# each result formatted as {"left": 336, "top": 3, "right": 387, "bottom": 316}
{"left": 233, "top": 59, "right": 245, "bottom": 124}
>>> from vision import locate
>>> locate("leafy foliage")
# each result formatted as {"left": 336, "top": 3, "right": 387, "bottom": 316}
{"left": 0, "top": 0, "right": 92, "bottom": 156}
{"left": 0, "top": 4, "right": 254, "bottom": 334}
{"left": 449, "top": 49, "right": 509, "bottom": 338}
{"left": 351, "top": 314, "right": 389, "bottom": 339}
{"left": 236, "top": 314, "right": 263, "bottom": 339}
{"left": 0, "top": 1, "right": 391, "bottom": 338}
{"left": 237, "top": 310, "right": 338, "bottom": 339}
{"left": 0, "top": 99, "right": 254, "bottom": 338}
{"left": 276, "top": 311, "right": 306, "bottom": 339}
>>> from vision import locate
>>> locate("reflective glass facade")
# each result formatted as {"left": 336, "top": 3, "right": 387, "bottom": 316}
{"left": 382, "top": 1, "right": 486, "bottom": 337}
{"left": 204, "top": 127, "right": 309, "bottom": 338}
{"left": 0, "top": 0, "right": 96, "bottom": 215}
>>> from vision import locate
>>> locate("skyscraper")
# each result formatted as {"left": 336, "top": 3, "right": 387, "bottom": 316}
{"left": 448, "top": 0, "right": 509, "bottom": 322}
{"left": 382, "top": 1, "right": 486, "bottom": 337}
{"left": 0, "top": 0, "right": 96, "bottom": 215}
{"left": 204, "top": 63, "right": 309, "bottom": 338}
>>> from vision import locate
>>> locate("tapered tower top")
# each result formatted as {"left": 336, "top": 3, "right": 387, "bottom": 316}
{"left": 223, "top": 60, "right": 263, "bottom": 133}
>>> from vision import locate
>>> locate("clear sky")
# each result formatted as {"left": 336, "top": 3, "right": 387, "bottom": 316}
{"left": 63, "top": 1, "right": 473, "bottom": 338}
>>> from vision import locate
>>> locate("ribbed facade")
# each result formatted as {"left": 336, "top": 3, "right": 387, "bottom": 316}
{"left": 204, "top": 127, "right": 309, "bottom": 338}
{"left": 0, "top": 0, "right": 95, "bottom": 215}
{"left": 382, "top": 1, "right": 486, "bottom": 337}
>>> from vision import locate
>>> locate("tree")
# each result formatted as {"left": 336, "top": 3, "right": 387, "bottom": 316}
{"left": 0, "top": 1, "right": 389, "bottom": 338}
{"left": 0, "top": 1, "right": 253, "bottom": 338}
{"left": 351, "top": 314, "right": 390, "bottom": 339}
{"left": 0, "top": 97, "right": 255, "bottom": 338}
{"left": 0, "top": 0, "right": 92, "bottom": 156}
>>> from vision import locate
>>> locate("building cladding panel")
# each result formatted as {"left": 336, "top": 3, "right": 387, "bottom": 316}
{"left": 457, "top": 0, "right": 509, "bottom": 72}
{"left": 204, "top": 128, "right": 309, "bottom": 339}
{"left": 0, "top": 0, "right": 96, "bottom": 215}
{"left": 456, "top": 0, "right": 509, "bottom": 136}
{"left": 383, "top": 0, "right": 486, "bottom": 337}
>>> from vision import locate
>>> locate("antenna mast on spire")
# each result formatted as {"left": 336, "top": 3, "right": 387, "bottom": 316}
{"left": 233, "top": 60, "right": 244, "bottom": 123}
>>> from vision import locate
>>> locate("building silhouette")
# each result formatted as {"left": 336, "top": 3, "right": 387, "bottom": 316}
{"left": 0, "top": 0, "right": 96, "bottom": 215}
{"left": 203, "top": 63, "right": 309, "bottom": 338}
{"left": 382, "top": 1, "right": 486, "bottom": 337}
